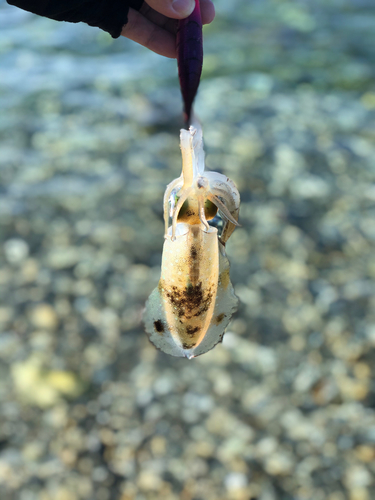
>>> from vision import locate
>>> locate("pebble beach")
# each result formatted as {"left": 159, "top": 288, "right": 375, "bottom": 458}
{"left": 1, "top": 0, "right": 375, "bottom": 499}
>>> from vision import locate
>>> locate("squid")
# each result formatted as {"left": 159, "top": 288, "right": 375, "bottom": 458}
{"left": 143, "top": 122, "right": 240, "bottom": 358}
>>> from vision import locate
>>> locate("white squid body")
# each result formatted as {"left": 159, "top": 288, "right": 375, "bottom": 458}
{"left": 144, "top": 223, "right": 238, "bottom": 358}
{"left": 144, "top": 120, "right": 240, "bottom": 359}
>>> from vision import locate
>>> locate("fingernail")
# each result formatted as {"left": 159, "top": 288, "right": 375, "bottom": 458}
{"left": 172, "top": 0, "right": 195, "bottom": 17}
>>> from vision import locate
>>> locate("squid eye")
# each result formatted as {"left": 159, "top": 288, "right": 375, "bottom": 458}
{"left": 204, "top": 199, "right": 218, "bottom": 221}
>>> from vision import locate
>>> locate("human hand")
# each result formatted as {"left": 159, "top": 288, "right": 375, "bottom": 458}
{"left": 121, "top": 0, "right": 215, "bottom": 58}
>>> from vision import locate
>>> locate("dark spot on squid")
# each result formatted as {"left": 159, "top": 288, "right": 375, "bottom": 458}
{"left": 190, "top": 246, "right": 198, "bottom": 260}
{"left": 215, "top": 313, "right": 226, "bottom": 324}
{"left": 219, "top": 269, "right": 231, "bottom": 289}
{"left": 193, "top": 296, "right": 212, "bottom": 317}
{"left": 164, "top": 282, "right": 213, "bottom": 320}
{"left": 154, "top": 320, "right": 164, "bottom": 334}
{"left": 182, "top": 341, "right": 197, "bottom": 349}
{"left": 186, "top": 325, "right": 200, "bottom": 337}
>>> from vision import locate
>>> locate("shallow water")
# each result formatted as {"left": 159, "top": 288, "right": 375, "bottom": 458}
{"left": 1, "top": 1, "right": 375, "bottom": 499}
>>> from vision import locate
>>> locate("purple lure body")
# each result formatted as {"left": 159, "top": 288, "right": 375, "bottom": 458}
{"left": 176, "top": 0, "right": 203, "bottom": 126}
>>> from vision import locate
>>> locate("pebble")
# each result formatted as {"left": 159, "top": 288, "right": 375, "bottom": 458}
{"left": 345, "top": 465, "right": 372, "bottom": 488}
{"left": 264, "top": 452, "right": 294, "bottom": 476}
{"left": 47, "top": 247, "right": 80, "bottom": 269}
{"left": 137, "top": 470, "right": 162, "bottom": 491}
{"left": 225, "top": 472, "right": 248, "bottom": 491}
{"left": 55, "top": 488, "right": 78, "bottom": 500}
{"left": 290, "top": 174, "right": 331, "bottom": 199}
{"left": 4, "top": 238, "right": 29, "bottom": 264}
{"left": 30, "top": 303, "right": 58, "bottom": 330}
{"left": 12, "top": 355, "right": 81, "bottom": 407}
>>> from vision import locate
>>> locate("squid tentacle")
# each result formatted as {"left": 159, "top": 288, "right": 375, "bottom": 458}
{"left": 207, "top": 193, "right": 241, "bottom": 227}
{"left": 163, "top": 178, "right": 183, "bottom": 237}
{"left": 171, "top": 186, "right": 194, "bottom": 240}
{"left": 198, "top": 194, "right": 210, "bottom": 231}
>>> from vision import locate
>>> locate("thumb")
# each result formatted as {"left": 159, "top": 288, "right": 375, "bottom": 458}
{"left": 145, "top": 0, "right": 195, "bottom": 19}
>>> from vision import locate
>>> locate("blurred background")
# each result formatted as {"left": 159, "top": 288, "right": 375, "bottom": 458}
{"left": 1, "top": 0, "right": 375, "bottom": 498}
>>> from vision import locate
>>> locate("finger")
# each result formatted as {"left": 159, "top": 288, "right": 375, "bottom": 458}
{"left": 200, "top": 0, "right": 215, "bottom": 25}
{"left": 145, "top": 0, "right": 195, "bottom": 19}
{"left": 144, "top": 0, "right": 215, "bottom": 24}
{"left": 139, "top": 0, "right": 215, "bottom": 34}
{"left": 121, "top": 8, "right": 177, "bottom": 58}
{"left": 140, "top": 3, "right": 178, "bottom": 34}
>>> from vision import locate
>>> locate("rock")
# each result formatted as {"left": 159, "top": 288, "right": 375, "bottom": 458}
{"left": 0, "top": 306, "right": 13, "bottom": 324}
{"left": 291, "top": 174, "right": 331, "bottom": 199}
{"left": 225, "top": 472, "right": 248, "bottom": 490}
{"left": 137, "top": 470, "right": 162, "bottom": 491}
{"left": 345, "top": 465, "right": 372, "bottom": 488}
{"left": 21, "top": 258, "right": 39, "bottom": 282}
{"left": 46, "top": 370, "right": 80, "bottom": 395}
{"left": 12, "top": 355, "right": 82, "bottom": 407}
{"left": 355, "top": 446, "right": 375, "bottom": 463}
{"left": 55, "top": 487, "right": 78, "bottom": 500}
{"left": 264, "top": 452, "right": 294, "bottom": 476}
{"left": 4, "top": 238, "right": 29, "bottom": 264}
{"left": 30, "top": 303, "right": 58, "bottom": 330}
{"left": 349, "top": 489, "right": 370, "bottom": 500}
{"left": 47, "top": 247, "right": 80, "bottom": 269}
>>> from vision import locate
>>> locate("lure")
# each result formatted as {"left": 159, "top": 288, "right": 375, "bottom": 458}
{"left": 177, "top": 0, "right": 203, "bottom": 126}
{"left": 144, "top": 122, "right": 240, "bottom": 358}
